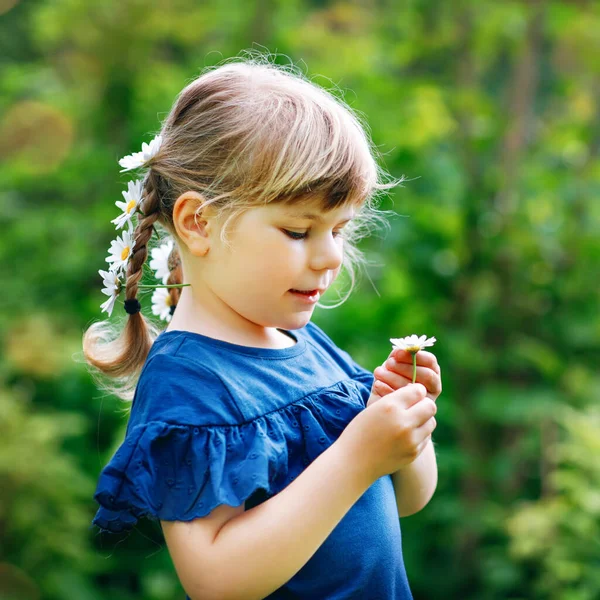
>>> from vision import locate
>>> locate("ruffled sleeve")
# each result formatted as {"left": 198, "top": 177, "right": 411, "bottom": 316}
{"left": 92, "top": 419, "right": 284, "bottom": 533}
{"left": 91, "top": 352, "right": 365, "bottom": 534}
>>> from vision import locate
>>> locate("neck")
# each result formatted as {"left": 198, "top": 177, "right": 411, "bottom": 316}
{"left": 166, "top": 284, "right": 294, "bottom": 349}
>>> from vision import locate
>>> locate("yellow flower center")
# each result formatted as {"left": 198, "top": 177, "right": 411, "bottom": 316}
{"left": 121, "top": 246, "right": 130, "bottom": 261}
{"left": 165, "top": 294, "right": 172, "bottom": 306}
{"left": 405, "top": 345, "right": 421, "bottom": 354}
{"left": 126, "top": 200, "right": 137, "bottom": 214}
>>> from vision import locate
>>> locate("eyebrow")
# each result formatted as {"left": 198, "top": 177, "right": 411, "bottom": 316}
{"left": 285, "top": 211, "right": 354, "bottom": 224}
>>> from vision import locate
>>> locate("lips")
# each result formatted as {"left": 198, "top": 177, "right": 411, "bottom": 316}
{"left": 290, "top": 286, "right": 326, "bottom": 294}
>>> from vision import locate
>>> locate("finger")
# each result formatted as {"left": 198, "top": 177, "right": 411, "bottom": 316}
{"left": 405, "top": 398, "right": 437, "bottom": 428}
{"left": 392, "top": 349, "right": 440, "bottom": 374}
{"left": 413, "top": 433, "right": 433, "bottom": 457}
{"left": 413, "top": 416, "right": 437, "bottom": 441}
{"left": 379, "top": 362, "right": 442, "bottom": 397}
{"left": 392, "top": 363, "right": 441, "bottom": 396}
{"left": 373, "top": 379, "right": 395, "bottom": 397}
{"left": 388, "top": 383, "right": 428, "bottom": 409}
{"left": 374, "top": 365, "right": 412, "bottom": 390}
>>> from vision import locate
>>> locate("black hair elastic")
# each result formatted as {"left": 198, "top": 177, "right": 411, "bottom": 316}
{"left": 124, "top": 298, "right": 142, "bottom": 315}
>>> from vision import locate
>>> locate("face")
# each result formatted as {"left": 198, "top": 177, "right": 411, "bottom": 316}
{"left": 200, "top": 200, "right": 356, "bottom": 332}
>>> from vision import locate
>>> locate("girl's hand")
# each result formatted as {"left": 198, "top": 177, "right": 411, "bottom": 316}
{"left": 367, "top": 349, "right": 442, "bottom": 408}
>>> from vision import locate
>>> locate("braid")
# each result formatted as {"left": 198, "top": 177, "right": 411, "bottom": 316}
{"left": 166, "top": 245, "right": 183, "bottom": 311}
{"left": 124, "top": 170, "right": 162, "bottom": 312}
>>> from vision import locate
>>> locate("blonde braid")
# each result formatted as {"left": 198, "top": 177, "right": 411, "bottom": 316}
{"left": 166, "top": 245, "right": 183, "bottom": 313}
{"left": 124, "top": 169, "right": 163, "bottom": 314}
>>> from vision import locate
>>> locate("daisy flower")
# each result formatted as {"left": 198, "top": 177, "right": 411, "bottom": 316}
{"left": 118, "top": 134, "right": 163, "bottom": 172}
{"left": 390, "top": 334, "right": 437, "bottom": 384}
{"left": 98, "top": 269, "right": 122, "bottom": 317}
{"left": 111, "top": 179, "right": 144, "bottom": 232}
{"left": 390, "top": 334, "right": 436, "bottom": 354}
{"left": 105, "top": 229, "right": 136, "bottom": 275}
{"left": 149, "top": 238, "right": 174, "bottom": 284}
{"left": 151, "top": 287, "right": 174, "bottom": 322}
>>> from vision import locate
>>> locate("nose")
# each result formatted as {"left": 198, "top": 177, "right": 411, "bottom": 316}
{"left": 309, "top": 232, "right": 344, "bottom": 272}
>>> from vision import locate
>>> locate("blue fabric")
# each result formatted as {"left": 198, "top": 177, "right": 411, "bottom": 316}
{"left": 92, "top": 321, "right": 413, "bottom": 599}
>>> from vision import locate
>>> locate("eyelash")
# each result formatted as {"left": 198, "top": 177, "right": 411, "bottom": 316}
{"left": 282, "top": 229, "right": 343, "bottom": 241}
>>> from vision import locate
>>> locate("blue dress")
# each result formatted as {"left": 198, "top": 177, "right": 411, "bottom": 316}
{"left": 91, "top": 321, "right": 414, "bottom": 599}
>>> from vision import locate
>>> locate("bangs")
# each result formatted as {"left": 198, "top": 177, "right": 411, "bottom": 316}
{"left": 234, "top": 82, "right": 378, "bottom": 212}
{"left": 277, "top": 171, "right": 370, "bottom": 213}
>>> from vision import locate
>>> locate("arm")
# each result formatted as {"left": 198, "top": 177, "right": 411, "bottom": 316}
{"left": 391, "top": 437, "right": 438, "bottom": 517}
{"left": 186, "top": 440, "right": 374, "bottom": 600}
{"left": 367, "top": 347, "right": 442, "bottom": 517}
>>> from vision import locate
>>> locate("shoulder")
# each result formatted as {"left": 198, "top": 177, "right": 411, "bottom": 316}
{"left": 303, "top": 320, "right": 343, "bottom": 351}
{"left": 141, "top": 348, "right": 223, "bottom": 391}
{"left": 130, "top": 347, "right": 243, "bottom": 428}
{"left": 303, "top": 321, "right": 354, "bottom": 366}
{"left": 303, "top": 320, "right": 374, "bottom": 385}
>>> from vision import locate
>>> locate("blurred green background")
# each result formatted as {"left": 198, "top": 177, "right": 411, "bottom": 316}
{"left": 1, "top": 0, "right": 599, "bottom": 599}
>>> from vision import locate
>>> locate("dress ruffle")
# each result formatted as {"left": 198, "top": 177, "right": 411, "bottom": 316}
{"left": 92, "top": 378, "right": 367, "bottom": 533}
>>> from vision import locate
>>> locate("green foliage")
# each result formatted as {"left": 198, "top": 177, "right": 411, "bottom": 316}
{"left": 507, "top": 405, "right": 600, "bottom": 600}
{"left": 0, "top": 383, "right": 97, "bottom": 599}
{"left": 1, "top": 0, "right": 599, "bottom": 598}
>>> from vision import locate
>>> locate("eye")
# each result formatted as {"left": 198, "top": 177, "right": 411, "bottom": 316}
{"left": 282, "top": 229, "right": 307, "bottom": 240}
{"left": 282, "top": 229, "right": 344, "bottom": 241}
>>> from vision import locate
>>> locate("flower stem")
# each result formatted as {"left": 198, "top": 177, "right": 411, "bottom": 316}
{"left": 138, "top": 283, "right": 191, "bottom": 289}
{"left": 412, "top": 353, "right": 417, "bottom": 384}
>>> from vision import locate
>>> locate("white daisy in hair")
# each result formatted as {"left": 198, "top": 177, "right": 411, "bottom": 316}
{"left": 390, "top": 334, "right": 437, "bottom": 354}
{"left": 149, "top": 238, "right": 174, "bottom": 284}
{"left": 111, "top": 179, "right": 144, "bottom": 232}
{"left": 105, "top": 229, "right": 136, "bottom": 275}
{"left": 118, "top": 134, "right": 163, "bottom": 172}
{"left": 151, "top": 287, "right": 174, "bottom": 322}
{"left": 98, "top": 269, "right": 122, "bottom": 317}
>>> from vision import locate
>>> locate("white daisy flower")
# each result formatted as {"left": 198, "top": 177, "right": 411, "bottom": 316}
{"left": 105, "top": 229, "right": 136, "bottom": 275}
{"left": 390, "top": 334, "right": 437, "bottom": 354}
{"left": 118, "top": 134, "right": 163, "bottom": 172}
{"left": 149, "top": 238, "right": 174, "bottom": 284}
{"left": 98, "top": 269, "right": 122, "bottom": 317}
{"left": 111, "top": 179, "right": 144, "bottom": 232}
{"left": 151, "top": 287, "right": 174, "bottom": 322}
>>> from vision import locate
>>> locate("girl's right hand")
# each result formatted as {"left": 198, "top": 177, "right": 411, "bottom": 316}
{"left": 338, "top": 383, "right": 437, "bottom": 484}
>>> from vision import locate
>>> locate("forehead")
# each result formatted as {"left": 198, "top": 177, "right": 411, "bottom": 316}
{"left": 273, "top": 198, "right": 358, "bottom": 222}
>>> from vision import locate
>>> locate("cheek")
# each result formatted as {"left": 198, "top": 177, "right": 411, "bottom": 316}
{"left": 264, "top": 244, "right": 304, "bottom": 283}
{"left": 237, "top": 231, "right": 301, "bottom": 280}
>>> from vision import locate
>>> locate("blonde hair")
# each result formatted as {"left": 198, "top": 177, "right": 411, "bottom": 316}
{"left": 82, "top": 51, "right": 403, "bottom": 402}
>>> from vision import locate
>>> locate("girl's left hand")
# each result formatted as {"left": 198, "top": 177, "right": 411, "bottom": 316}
{"left": 367, "top": 348, "right": 442, "bottom": 408}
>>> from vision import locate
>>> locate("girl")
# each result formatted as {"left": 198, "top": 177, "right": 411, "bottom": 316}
{"left": 84, "top": 55, "right": 441, "bottom": 600}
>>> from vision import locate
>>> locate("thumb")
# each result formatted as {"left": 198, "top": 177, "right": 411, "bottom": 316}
{"left": 391, "top": 383, "right": 427, "bottom": 409}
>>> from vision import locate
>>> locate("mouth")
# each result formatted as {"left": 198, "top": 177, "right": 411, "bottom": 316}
{"left": 288, "top": 288, "right": 323, "bottom": 303}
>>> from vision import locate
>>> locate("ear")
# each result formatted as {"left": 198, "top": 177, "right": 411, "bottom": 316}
{"left": 172, "top": 191, "right": 216, "bottom": 257}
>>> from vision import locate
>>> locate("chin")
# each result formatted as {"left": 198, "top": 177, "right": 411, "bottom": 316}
{"left": 280, "top": 313, "right": 313, "bottom": 331}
